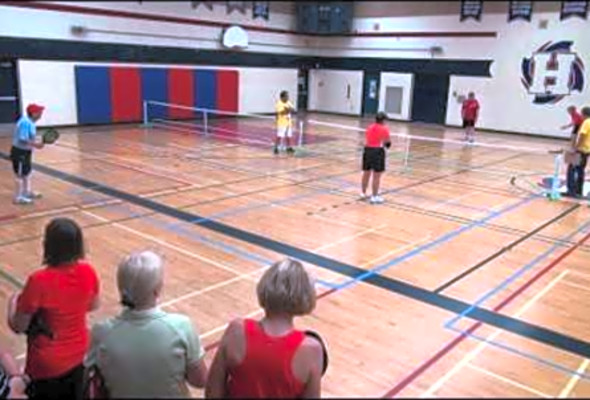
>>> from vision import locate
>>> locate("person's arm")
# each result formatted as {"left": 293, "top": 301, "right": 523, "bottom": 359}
{"left": 205, "top": 320, "right": 243, "bottom": 398}
{"left": 562, "top": 122, "right": 574, "bottom": 130}
{"left": 7, "top": 293, "right": 32, "bottom": 334}
{"left": 88, "top": 267, "right": 101, "bottom": 312}
{"left": 300, "top": 337, "right": 324, "bottom": 399}
{"left": 16, "top": 123, "right": 44, "bottom": 150}
{"left": 182, "top": 318, "right": 208, "bottom": 389}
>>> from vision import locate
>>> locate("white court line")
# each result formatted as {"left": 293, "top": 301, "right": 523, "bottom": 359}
{"left": 467, "top": 362, "right": 552, "bottom": 398}
{"left": 82, "top": 210, "right": 253, "bottom": 278}
{"left": 313, "top": 224, "right": 388, "bottom": 252}
{"left": 559, "top": 279, "right": 590, "bottom": 294}
{"left": 558, "top": 358, "right": 590, "bottom": 398}
{"left": 421, "top": 269, "right": 569, "bottom": 398}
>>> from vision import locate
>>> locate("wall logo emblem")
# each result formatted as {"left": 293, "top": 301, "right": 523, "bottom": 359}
{"left": 521, "top": 41, "right": 585, "bottom": 104}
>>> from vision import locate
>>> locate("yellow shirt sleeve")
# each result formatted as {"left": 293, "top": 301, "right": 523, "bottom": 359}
{"left": 576, "top": 119, "right": 590, "bottom": 153}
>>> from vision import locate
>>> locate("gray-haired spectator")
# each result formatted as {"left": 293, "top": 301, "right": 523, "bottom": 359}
{"left": 85, "top": 251, "right": 208, "bottom": 398}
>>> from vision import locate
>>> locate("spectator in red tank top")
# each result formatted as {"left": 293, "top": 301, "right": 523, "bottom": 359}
{"left": 461, "top": 92, "right": 480, "bottom": 143}
{"left": 7, "top": 218, "right": 100, "bottom": 400}
{"left": 206, "top": 258, "right": 324, "bottom": 399}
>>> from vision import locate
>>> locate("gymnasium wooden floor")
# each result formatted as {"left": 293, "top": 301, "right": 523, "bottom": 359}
{"left": 1, "top": 113, "right": 590, "bottom": 398}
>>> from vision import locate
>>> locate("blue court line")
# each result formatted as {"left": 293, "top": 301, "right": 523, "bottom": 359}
{"left": 10, "top": 153, "right": 590, "bottom": 360}
{"left": 322, "top": 194, "right": 537, "bottom": 291}
{"left": 447, "top": 324, "right": 590, "bottom": 381}
{"left": 445, "top": 217, "right": 590, "bottom": 329}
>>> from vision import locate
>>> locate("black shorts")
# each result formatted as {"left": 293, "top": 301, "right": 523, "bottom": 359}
{"left": 362, "top": 147, "right": 385, "bottom": 172}
{"left": 462, "top": 119, "right": 475, "bottom": 128}
{"left": 10, "top": 146, "right": 32, "bottom": 177}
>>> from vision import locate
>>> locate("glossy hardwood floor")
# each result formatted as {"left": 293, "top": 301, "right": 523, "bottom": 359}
{"left": 0, "top": 113, "right": 589, "bottom": 398}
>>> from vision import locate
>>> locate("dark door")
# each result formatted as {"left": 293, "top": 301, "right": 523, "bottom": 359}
{"left": 0, "top": 60, "right": 19, "bottom": 123}
{"left": 297, "top": 68, "right": 308, "bottom": 112}
{"left": 362, "top": 70, "right": 380, "bottom": 116}
{"left": 411, "top": 73, "right": 449, "bottom": 124}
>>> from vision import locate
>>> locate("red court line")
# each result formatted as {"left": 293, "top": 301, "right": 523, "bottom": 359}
{"left": 383, "top": 228, "right": 590, "bottom": 398}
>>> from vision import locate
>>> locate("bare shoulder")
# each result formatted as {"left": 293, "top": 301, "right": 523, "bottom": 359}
{"left": 300, "top": 335, "right": 324, "bottom": 362}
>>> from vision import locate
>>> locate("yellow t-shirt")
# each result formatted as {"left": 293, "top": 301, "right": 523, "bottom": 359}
{"left": 576, "top": 119, "right": 590, "bottom": 153}
{"left": 276, "top": 100, "right": 293, "bottom": 129}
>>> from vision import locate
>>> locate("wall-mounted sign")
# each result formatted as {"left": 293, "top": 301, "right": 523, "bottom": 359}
{"left": 460, "top": 0, "right": 483, "bottom": 21}
{"left": 521, "top": 41, "right": 585, "bottom": 104}
{"left": 508, "top": 1, "right": 534, "bottom": 22}
{"left": 253, "top": 1, "right": 269, "bottom": 20}
{"left": 560, "top": 1, "right": 589, "bottom": 20}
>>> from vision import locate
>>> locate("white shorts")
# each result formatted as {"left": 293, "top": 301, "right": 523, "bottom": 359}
{"left": 276, "top": 126, "right": 293, "bottom": 138}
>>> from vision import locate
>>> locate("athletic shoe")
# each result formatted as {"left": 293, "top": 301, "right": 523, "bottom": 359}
{"left": 359, "top": 192, "right": 368, "bottom": 201}
{"left": 13, "top": 196, "right": 33, "bottom": 205}
{"left": 370, "top": 195, "right": 384, "bottom": 204}
{"left": 286, "top": 147, "right": 295, "bottom": 154}
{"left": 24, "top": 191, "right": 42, "bottom": 199}
{"left": 273, "top": 147, "right": 279, "bottom": 155}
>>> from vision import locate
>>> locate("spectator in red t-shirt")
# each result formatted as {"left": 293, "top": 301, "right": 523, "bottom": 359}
{"left": 461, "top": 92, "right": 480, "bottom": 143}
{"left": 7, "top": 218, "right": 100, "bottom": 400}
{"left": 206, "top": 258, "right": 325, "bottom": 399}
{"left": 361, "top": 112, "right": 392, "bottom": 205}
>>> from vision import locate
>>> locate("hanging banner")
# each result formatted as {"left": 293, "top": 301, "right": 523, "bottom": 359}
{"left": 560, "top": 0, "right": 589, "bottom": 20}
{"left": 253, "top": 1, "right": 270, "bottom": 20}
{"left": 508, "top": 1, "right": 534, "bottom": 22}
{"left": 227, "top": 1, "right": 247, "bottom": 15}
{"left": 191, "top": 1, "right": 214, "bottom": 10}
{"left": 460, "top": 0, "right": 483, "bottom": 21}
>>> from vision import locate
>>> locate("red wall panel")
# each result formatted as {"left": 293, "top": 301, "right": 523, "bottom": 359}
{"left": 216, "top": 70, "right": 239, "bottom": 112}
{"left": 110, "top": 67, "right": 142, "bottom": 122}
{"left": 168, "top": 68, "right": 194, "bottom": 119}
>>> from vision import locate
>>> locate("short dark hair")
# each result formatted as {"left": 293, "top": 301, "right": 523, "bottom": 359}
{"left": 43, "top": 218, "right": 85, "bottom": 267}
{"left": 280, "top": 90, "right": 288, "bottom": 98}
{"left": 582, "top": 107, "right": 590, "bottom": 117}
{"left": 376, "top": 112, "right": 387, "bottom": 123}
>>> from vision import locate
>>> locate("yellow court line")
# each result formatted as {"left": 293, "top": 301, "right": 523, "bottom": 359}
{"left": 558, "top": 358, "right": 590, "bottom": 398}
{"left": 421, "top": 269, "right": 569, "bottom": 398}
{"left": 467, "top": 362, "right": 552, "bottom": 398}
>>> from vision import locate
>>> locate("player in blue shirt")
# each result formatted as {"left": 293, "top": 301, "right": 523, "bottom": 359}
{"left": 11, "top": 104, "right": 45, "bottom": 205}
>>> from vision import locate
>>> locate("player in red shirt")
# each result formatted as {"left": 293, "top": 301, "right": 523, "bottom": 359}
{"left": 7, "top": 218, "right": 100, "bottom": 400}
{"left": 361, "top": 112, "right": 392, "bottom": 204}
{"left": 461, "top": 92, "right": 480, "bottom": 143}
{"left": 562, "top": 106, "right": 584, "bottom": 138}
{"left": 206, "top": 258, "right": 325, "bottom": 399}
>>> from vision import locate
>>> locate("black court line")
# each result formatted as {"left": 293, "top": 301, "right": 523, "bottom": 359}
{"left": 4, "top": 153, "right": 590, "bottom": 360}
{"left": 434, "top": 203, "right": 582, "bottom": 293}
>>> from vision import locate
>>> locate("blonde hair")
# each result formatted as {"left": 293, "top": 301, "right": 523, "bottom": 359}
{"left": 117, "top": 251, "right": 164, "bottom": 309}
{"left": 257, "top": 258, "right": 316, "bottom": 316}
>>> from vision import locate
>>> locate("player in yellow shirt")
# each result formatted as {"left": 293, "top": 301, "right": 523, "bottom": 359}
{"left": 274, "top": 91, "right": 295, "bottom": 155}
{"left": 572, "top": 107, "right": 590, "bottom": 197}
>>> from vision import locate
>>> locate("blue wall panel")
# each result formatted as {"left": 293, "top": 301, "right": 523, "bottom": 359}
{"left": 75, "top": 66, "right": 112, "bottom": 124}
{"left": 194, "top": 70, "right": 217, "bottom": 111}
{"left": 141, "top": 68, "right": 169, "bottom": 120}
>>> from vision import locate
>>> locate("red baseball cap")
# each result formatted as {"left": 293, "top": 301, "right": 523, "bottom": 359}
{"left": 26, "top": 104, "right": 45, "bottom": 115}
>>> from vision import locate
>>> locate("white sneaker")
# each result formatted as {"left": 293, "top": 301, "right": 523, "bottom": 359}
{"left": 24, "top": 191, "right": 42, "bottom": 199}
{"left": 13, "top": 196, "right": 33, "bottom": 205}
{"left": 359, "top": 192, "right": 368, "bottom": 201}
{"left": 370, "top": 195, "right": 384, "bottom": 204}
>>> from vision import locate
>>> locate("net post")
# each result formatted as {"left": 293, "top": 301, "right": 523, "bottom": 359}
{"left": 402, "top": 135, "right": 411, "bottom": 172}
{"left": 548, "top": 152, "right": 563, "bottom": 201}
{"left": 203, "top": 110, "right": 209, "bottom": 136}
{"left": 142, "top": 100, "right": 150, "bottom": 128}
{"left": 298, "top": 120, "right": 304, "bottom": 148}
